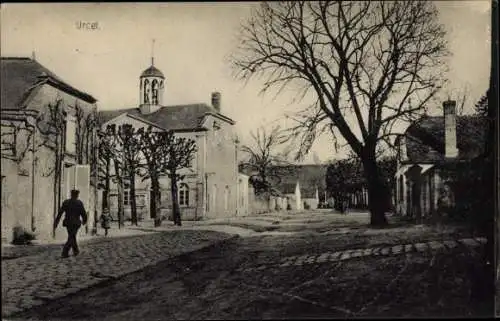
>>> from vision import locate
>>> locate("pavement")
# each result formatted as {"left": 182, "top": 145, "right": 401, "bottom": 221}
{"left": 1, "top": 229, "right": 237, "bottom": 318}
{"left": 8, "top": 225, "right": 492, "bottom": 320}
{"left": 2, "top": 210, "right": 491, "bottom": 319}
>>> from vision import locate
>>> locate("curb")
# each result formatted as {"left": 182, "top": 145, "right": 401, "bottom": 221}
{"left": 3, "top": 234, "right": 240, "bottom": 319}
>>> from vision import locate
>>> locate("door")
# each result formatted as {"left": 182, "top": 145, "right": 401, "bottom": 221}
{"left": 149, "top": 189, "right": 160, "bottom": 219}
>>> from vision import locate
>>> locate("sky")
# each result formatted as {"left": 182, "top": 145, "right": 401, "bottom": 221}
{"left": 1, "top": 1, "right": 491, "bottom": 163}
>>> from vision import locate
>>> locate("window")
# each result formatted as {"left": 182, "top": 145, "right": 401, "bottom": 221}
{"left": 144, "top": 79, "right": 150, "bottom": 104}
{"left": 179, "top": 184, "right": 189, "bottom": 206}
{"left": 65, "top": 115, "right": 77, "bottom": 154}
{"left": 124, "top": 189, "right": 130, "bottom": 206}
{"left": 152, "top": 80, "right": 159, "bottom": 105}
{"left": 224, "top": 186, "right": 229, "bottom": 211}
{"left": 212, "top": 184, "right": 217, "bottom": 211}
{"left": 190, "top": 150, "right": 197, "bottom": 171}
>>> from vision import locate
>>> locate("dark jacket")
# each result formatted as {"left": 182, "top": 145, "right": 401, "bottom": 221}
{"left": 55, "top": 198, "right": 88, "bottom": 228}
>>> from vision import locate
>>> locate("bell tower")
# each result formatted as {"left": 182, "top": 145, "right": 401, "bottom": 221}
{"left": 139, "top": 39, "right": 165, "bottom": 114}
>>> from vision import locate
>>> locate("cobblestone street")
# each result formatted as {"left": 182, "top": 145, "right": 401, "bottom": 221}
{"left": 4, "top": 211, "right": 493, "bottom": 320}
{"left": 1, "top": 230, "right": 236, "bottom": 318}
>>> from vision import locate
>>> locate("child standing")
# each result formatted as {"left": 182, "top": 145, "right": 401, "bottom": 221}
{"left": 100, "top": 209, "right": 111, "bottom": 236}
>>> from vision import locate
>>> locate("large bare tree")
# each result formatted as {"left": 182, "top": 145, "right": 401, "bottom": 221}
{"left": 231, "top": 1, "right": 449, "bottom": 225}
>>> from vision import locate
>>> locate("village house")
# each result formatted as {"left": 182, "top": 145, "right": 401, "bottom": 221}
{"left": 98, "top": 57, "right": 247, "bottom": 221}
{"left": 241, "top": 164, "right": 326, "bottom": 214}
{"left": 279, "top": 165, "right": 326, "bottom": 210}
{"left": 394, "top": 100, "right": 486, "bottom": 221}
{"left": 1, "top": 56, "right": 99, "bottom": 243}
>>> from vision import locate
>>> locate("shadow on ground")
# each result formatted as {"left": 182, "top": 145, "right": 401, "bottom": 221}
{"left": 12, "top": 234, "right": 494, "bottom": 320}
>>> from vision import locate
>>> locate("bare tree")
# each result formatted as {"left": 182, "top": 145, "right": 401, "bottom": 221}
{"left": 97, "top": 126, "right": 114, "bottom": 218}
{"left": 163, "top": 134, "right": 197, "bottom": 226}
{"left": 240, "top": 125, "right": 293, "bottom": 194}
{"left": 138, "top": 126, "right": 170, "bottom": 226}
{"left": 35, "top": 99, "right": 66, "bottom": 236}
{"left": 99, "top": 124, "right": 126, "bottom": 228}
{"left": 1, "top": 110, "right": 37, "bottom": 164}
{"left": 231, "top": 1, "right": 449, "bottom": 225}
{"left": 114, "top": 124, "right": 143, "bottom": 226}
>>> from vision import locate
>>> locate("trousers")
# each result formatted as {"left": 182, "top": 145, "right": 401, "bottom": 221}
{"left": 62, "top": 225, "right": 80, "bottom": 256}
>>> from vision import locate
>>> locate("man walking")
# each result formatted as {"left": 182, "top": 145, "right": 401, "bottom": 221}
{"left": 54, "top": 189, "right": 88, "bottom": 258}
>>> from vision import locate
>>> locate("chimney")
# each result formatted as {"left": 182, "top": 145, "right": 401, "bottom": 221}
{"left": 211, "top": 92, "right": 221, "bottom": 112}
{"left": 443, "top": 100, "right": 458, "bottom": 158}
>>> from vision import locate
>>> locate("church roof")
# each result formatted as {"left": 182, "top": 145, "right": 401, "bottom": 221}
{"left": 1, "top": 57, "right": 97, "bottom": 109}
{"left": 140, "top": 65, "right": 165, "bottom": 79}
{"left": 98, "top": 103, "right": 235, "bottom": 131}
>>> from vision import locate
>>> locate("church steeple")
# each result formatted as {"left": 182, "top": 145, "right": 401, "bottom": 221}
{"left": 139, "top": 39, "right": 165, "bottom": 114}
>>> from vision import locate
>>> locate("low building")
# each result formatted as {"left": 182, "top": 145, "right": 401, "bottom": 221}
{"left": 394, "top": 100, "right": 486, "bottom": 221}
{"left": 1, "top": 56, "right": 98, "bottom": 243}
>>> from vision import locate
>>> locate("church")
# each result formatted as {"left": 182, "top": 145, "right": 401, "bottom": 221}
{"left": 98, "top": 57, "right": 248, "bottom": 221}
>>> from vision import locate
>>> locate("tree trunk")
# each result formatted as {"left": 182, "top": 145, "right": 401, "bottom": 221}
{"left": 151, "top": 177, "right": 159, "bottom": 219}
{"left": 362, "top": 152, "right": 389, "bottom": 227}
{"left": 102, "top": 157, "right": 111, "bottom": 213}
{"left": 113, "top": 159, "right": 124, "bottom": 228}
{"left": 129, "top": 171, "right": 138, "bottom": 225}
{"left": 170, "top": 174, "right": 181, "bottom": 226}
{"left": 52, "top": 144, "right": 59, "bottom": 238}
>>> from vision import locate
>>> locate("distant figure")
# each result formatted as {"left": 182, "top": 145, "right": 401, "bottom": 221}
{"left": 54, "top": 189, "right": 87, "bottom": 258}
{"left": 100, "top": 209, "right": 111, "bottom": 236}
{"left": 342, "top": 199, "right": 348, "bottom": 215}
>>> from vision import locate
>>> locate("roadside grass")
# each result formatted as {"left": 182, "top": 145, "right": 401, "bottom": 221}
{"left": 231, "top": 246, "right": 493, "bottom": 319}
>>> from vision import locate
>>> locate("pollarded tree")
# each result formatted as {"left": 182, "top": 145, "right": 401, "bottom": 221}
{"left": 231, "top": 1, "right": 449, "bottom": 226}
{"left": 100, "top": 124, "right": 126, "bottom": 228}
{"left": 97, "top": 124, "right": 118, "bottom": 218}
{"left": 163, "top": 134, "right": 197, "bottom": 226}
{"left": 113, "top": 124, "right": 143, "bottom": 226}
{"left": 138, "top": 126, "right": 170, "bottom": 226}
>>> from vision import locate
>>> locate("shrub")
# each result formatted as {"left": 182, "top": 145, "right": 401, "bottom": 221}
{"left": 304, "top": 202, "right": 311, "bottom": 210}
{"left": 287, "top": 203, "right": 292, "bottom": 210}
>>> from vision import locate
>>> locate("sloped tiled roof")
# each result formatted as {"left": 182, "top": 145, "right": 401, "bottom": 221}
{"left": 404, "top": 115, "right": 487, "bottom": 163}
{"left": 98, "top": 103, "right": 235, "bottom": 131}
{"left": 1, "top": 57, "right": 96, "bottom": 109}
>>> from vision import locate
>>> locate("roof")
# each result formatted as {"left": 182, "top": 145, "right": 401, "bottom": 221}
{"left": 98, "top": 103, "right": 235, "bottom": 131}
{"left": 1, "top": 57, "right": 97, "bottom": 109}
{"left": 404, "top": 115, "right": 487, "bottom": 163}
{"left": 140, "top": 65, "right": 165, "bottom": 79}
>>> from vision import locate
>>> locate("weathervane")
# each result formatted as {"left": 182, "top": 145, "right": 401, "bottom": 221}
{"left": 151, "top": 38, "right": 155, "bottom": 66}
